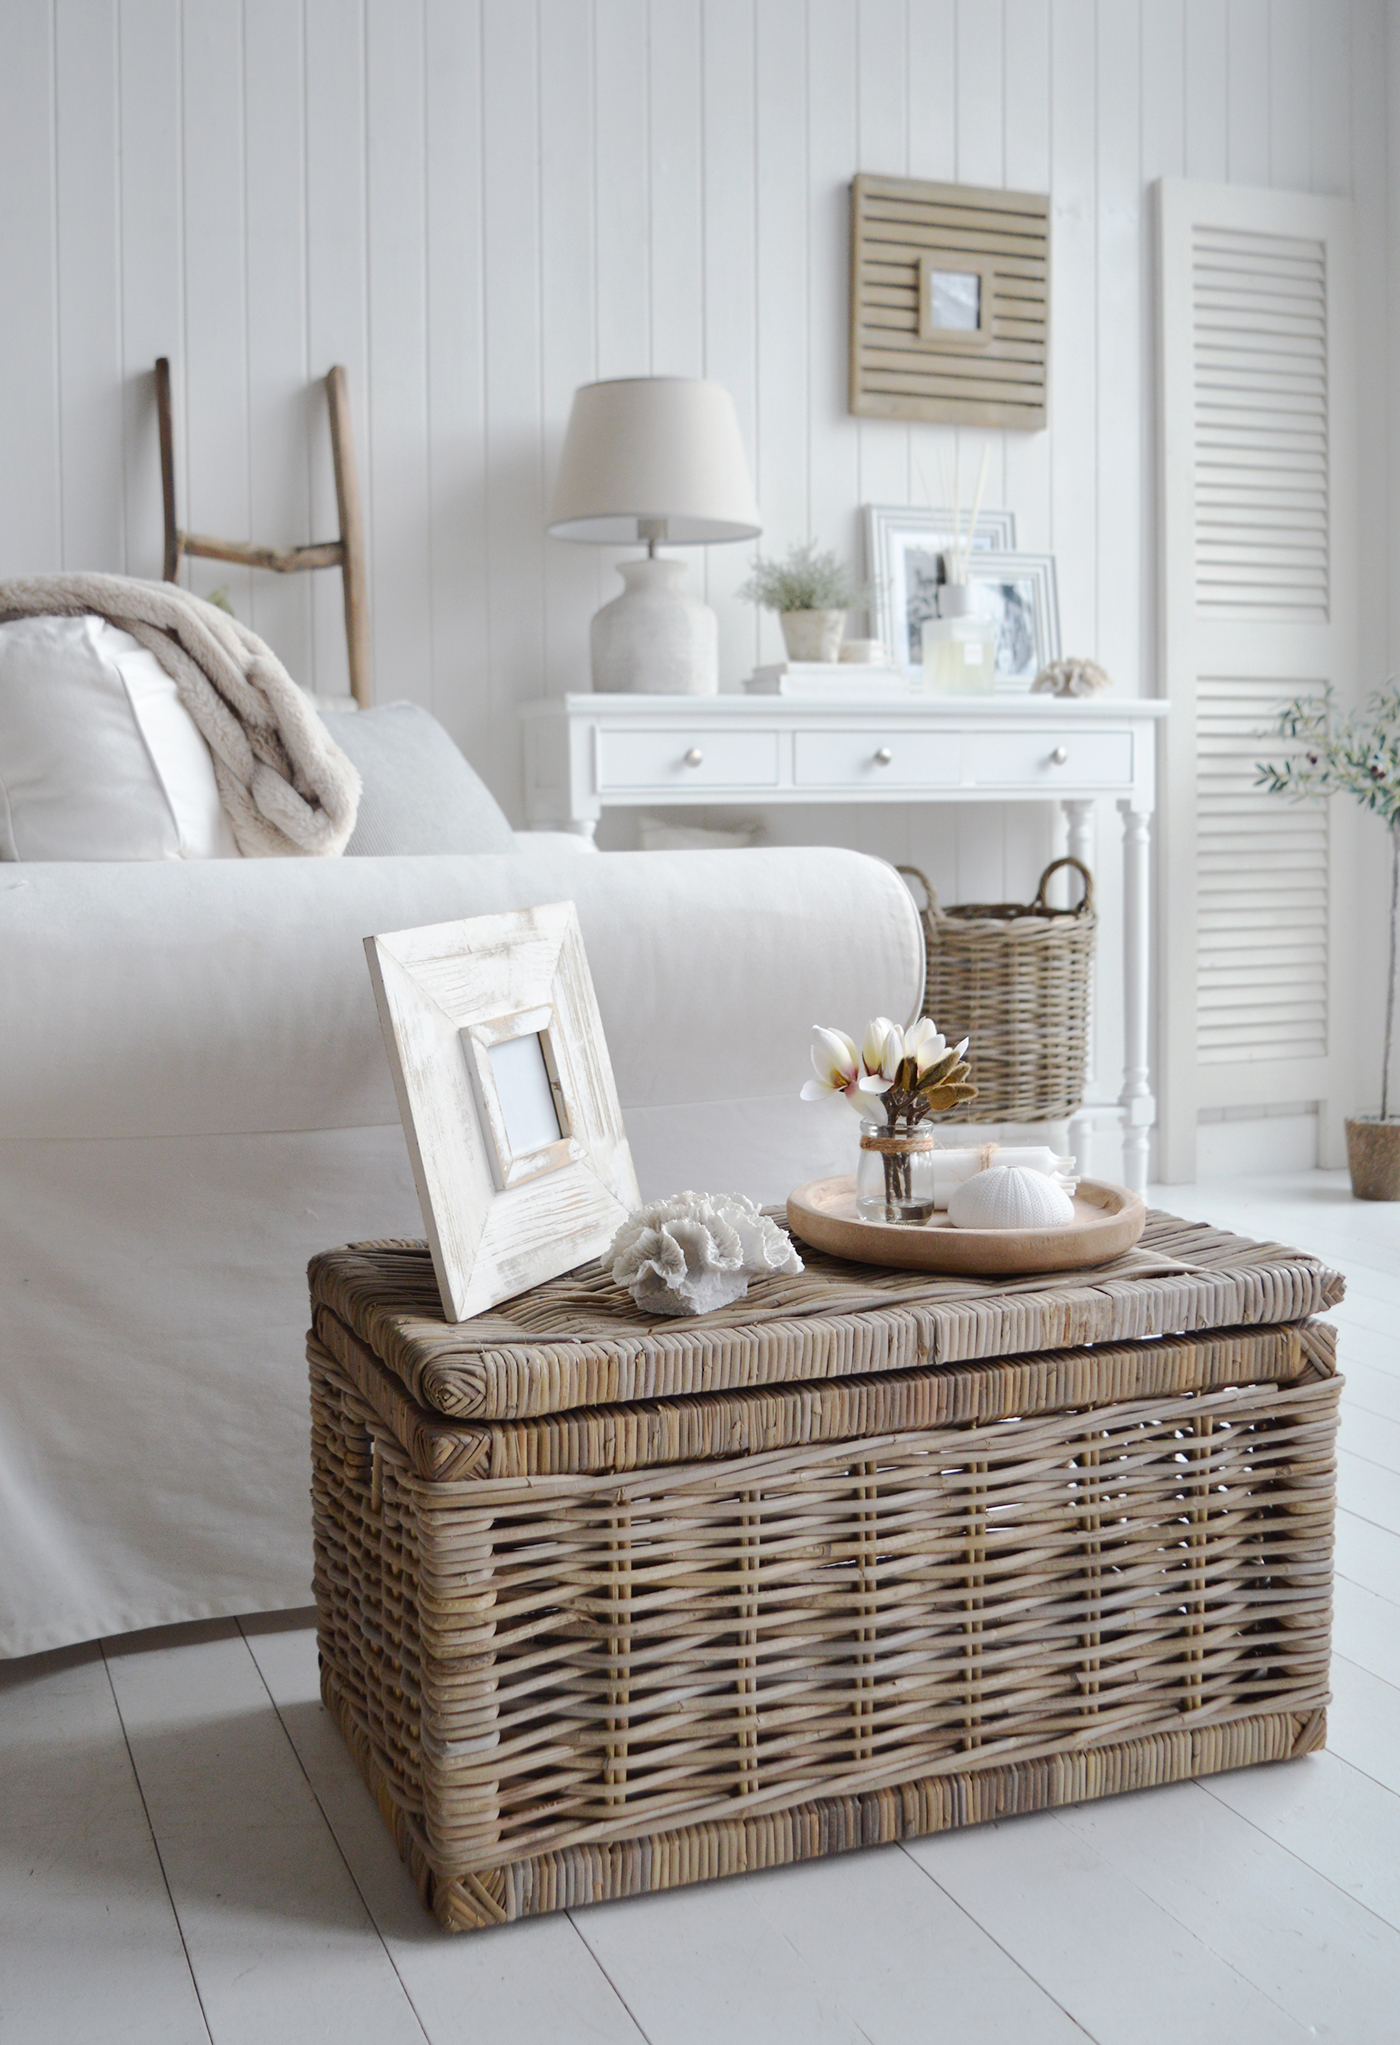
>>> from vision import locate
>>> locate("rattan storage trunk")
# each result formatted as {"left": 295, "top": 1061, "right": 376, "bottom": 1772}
{"left": 308, "top": 1212, "right": 1342, "bottom": 1933}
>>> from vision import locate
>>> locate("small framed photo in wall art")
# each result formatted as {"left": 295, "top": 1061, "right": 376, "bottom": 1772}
{"left": 918, "top": 256, "right": 995, "bottom": 346}
{"left": 365, "top": 900, "right": 640, "bottom": 1322}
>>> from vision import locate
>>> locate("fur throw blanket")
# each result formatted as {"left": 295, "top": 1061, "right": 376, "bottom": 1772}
{"left": 0, "top": 573, "right": 361, "bottom": 856}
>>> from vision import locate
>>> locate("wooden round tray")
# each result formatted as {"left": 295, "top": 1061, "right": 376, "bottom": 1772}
{"left": 786, "top": 1176, "right": 1147, "bottom": 1276}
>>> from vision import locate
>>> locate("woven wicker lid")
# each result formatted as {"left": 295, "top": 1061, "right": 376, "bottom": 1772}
{"left": 307, "top": 1212, "right": 1343, "bottom": 1424}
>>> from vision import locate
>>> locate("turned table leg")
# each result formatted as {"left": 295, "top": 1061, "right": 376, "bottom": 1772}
{"left": 1062, "top": 797, "right": 1095, "bottom": 876}
{"left": 1118, "top": 801, "right": 1155, "bottom": 1195}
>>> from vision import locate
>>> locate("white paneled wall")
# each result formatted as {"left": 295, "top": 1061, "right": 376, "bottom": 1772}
{"left": 0, "top": 0, "right": 1386, "bottom": 1164}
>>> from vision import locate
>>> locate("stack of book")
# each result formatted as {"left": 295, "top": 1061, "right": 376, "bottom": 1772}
{"left": 742, "top": 660, "right": 913, "bottom": 698}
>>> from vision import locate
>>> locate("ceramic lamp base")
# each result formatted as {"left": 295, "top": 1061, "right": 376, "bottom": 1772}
{"left": 590, "top": 555, "right": 718, "bottom": 694}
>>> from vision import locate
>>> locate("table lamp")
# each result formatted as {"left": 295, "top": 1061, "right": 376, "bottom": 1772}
{"left": 547, "top": 377, "right": 761, "bottom": 694}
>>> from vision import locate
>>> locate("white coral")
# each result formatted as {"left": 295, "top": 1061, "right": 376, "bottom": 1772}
{"left": 1031, "top": 656, "right": 1112, "bottom": 698}
{"left": 606, "top": 1191, "right": 803, "bottom": 1317}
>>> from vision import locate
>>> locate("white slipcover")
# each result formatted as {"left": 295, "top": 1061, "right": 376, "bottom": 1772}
{"left": 0, "top": 844, "right": 921, "bottom": 1657}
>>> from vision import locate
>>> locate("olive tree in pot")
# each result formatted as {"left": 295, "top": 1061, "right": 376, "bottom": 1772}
{"left": 1258, "top": 687, "right": 1400, "bottom": 1198}
{"left": 738, "top": 541, "right": 877, "bottom": 663}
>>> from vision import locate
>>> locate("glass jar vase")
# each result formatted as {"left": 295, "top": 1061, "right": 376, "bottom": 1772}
{"left": 856, "top": 1120, "right": 939, "bottom": 1224}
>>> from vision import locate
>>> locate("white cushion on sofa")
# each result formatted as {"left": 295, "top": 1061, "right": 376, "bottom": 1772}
{"left": 321, "top": 702, "right": 517, "bottom": 856}
{"left": 0, "top": 613, "right": 238, "bottom": 860}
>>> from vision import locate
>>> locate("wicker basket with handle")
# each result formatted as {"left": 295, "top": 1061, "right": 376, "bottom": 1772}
{"left": 898, "top": 857, "right": 1095, "bottom": 1124}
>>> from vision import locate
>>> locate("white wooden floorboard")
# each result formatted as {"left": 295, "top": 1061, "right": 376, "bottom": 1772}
{"left": 1337, "top": 1355, "right": 1400, "bottom": 1424}
{"left": 1204, "top": 1750, "right": 1400, "bottom": 1936}
{"left": 1338, "top": 1402, "right": 1400, "bottom": 1471}
{"left": 1328, "top": 1266, "right": 1400, "bottom": 1315}
{"left": 1054, "top": 1775, "right": 1400, "bottom": 2045}
{"left": 564, "top": 1871, "right": 874, "bottom": 2045}
{"left": 905, "top": 1807, "right": 1314, "bottom": 2042}
{"left": 1328, "top": 1654, "right": 1400, "bottom": 1798}
{"left": 1336, "top": 1450, "right": 1400, "bottom": 1537}
{"left": 1332, "top": 1574, "right": 1400, "bottom": 1684}
{"left": 668, "top": 1840, "right": 1090, "bottom": 2045}
{"left": 0, "top": 1641, "right": 210, "bottom": 2045}
{"left": 239, "top": 1617, "right": 647, "bottom": 2045}
{"left": 1335, "top": 1321, "right": 1400, "bottom": 1376}
{"left": 102, "top": 1621, "right": 427, "bottom": 2045}
{"left": 1334, "top": 1508, "right": 1400, "bottom": 1602}
{"left": 1327, "top": 1292, "right": 1398, "bottom": 1342}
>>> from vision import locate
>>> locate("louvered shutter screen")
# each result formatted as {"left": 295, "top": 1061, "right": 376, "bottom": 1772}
{"left": 1156, "top": 181, "right": 1355, "bottom": 1181}
{"left": 1196, "top": 677, "right": 1329, "bottom": 1065}
{"left": 1191, "top": 227, "right": 1329, "bottom": 620}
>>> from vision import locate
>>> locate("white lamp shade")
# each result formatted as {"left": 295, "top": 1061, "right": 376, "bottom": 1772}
{"left": 547, "top": 377, "right": 761, "bottom": 544}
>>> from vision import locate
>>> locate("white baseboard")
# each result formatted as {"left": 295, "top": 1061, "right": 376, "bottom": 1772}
{"left": 1195, "top": 1110, "right": 1319, "bottom": 1178}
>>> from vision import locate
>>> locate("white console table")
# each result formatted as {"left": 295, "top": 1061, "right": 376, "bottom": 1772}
{"left": 521, "top": 692, "right": 1168, "bottom": 1190}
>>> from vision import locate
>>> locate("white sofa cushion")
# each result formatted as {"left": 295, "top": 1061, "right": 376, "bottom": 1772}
{"left": 0, "top": 613, "right": 238, "bottom": 860}
{"left": 322, "top": 702, "right": 517, "bottom": 855}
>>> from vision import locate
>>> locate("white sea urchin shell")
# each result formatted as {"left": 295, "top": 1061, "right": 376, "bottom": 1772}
{"left": 946, "top": 1164, "right": 1076, "bottom": 1230}
{"left": 606, "top": 1191, "right": 803, "bottom": 1317}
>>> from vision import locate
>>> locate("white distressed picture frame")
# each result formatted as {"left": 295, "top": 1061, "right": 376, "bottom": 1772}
{"left": 365, "top": 900, "right": 640, "bottom": 1322}
{"left": 961, "top": 551, "right": 1062, "bottom": 686}
{"left": 863, "top": 504, "right": 1017, "bottom": 669}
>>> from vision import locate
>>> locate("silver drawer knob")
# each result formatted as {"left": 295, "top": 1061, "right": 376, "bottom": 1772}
{"left": 1049, "top": 745, "right": 1068, "bottom": 766}
{"left": 873, "top": 746, "right": 893, "bottom": 765}
{"left": 683, "top": 747, "right": 703, "bottom": 767}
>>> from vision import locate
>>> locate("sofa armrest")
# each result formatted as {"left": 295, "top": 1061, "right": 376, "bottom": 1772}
{"left": 0, "top": 848, "right": 922, "bottom": 1140}
{"left": 511, "top": 829, "right": 597, "bottom": 855}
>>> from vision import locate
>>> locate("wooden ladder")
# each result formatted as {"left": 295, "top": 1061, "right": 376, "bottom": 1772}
{"left": 155, "top": 358, "right": 371, "bottom": 706}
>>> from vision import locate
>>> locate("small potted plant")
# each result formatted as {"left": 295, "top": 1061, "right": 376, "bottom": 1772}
{"left": 738, "top": 540, "right": 877, "bottom": 663}
{"left": 1257, "top": 686, "right": 1400, "bottom": 1198}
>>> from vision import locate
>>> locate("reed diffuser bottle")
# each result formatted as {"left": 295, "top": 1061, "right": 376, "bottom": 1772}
{"left": 920, "top": 580, "right": 997, "bottom": 693}
{"left": 918, "top": 439, "right": 998, "bottom": 693}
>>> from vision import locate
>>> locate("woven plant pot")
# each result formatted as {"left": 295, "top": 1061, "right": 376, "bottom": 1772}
{"left": 1346, "top": 1117, "right": 1400, "bottom": 1200}
{"left": 899, "top": 859, "right": 1095, "bottom": 1125}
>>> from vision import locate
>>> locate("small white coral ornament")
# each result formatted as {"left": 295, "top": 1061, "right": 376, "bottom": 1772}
{"left": 606, "top": 1191, "right": 803, "bottom": 1317}
{"left": 946, "top": 1164, "right": 1076, "bottom": 1230}
{"left": 1031, "top": 655, "right": 1112, "bottom": 698}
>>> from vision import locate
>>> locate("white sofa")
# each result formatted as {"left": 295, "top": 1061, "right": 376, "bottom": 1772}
{"left": 0, "top": 838, "right": 921, "bottom": 1658}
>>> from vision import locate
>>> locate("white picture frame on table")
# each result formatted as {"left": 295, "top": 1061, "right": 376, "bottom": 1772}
{"left": 863, "top": 505, "right": 1017, "bottom": 671}
{"left": 365, "top": 900, "right": 640, "bottom": 1322}
{"left": 961, "top": 552, "right": 1063, "bottom": 687}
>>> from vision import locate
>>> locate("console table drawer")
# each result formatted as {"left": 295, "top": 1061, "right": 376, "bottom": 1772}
{"left": 598, "top": 728, "right": 779, "bottom": 791}
{"left": 794, "top": 730, "right": 963, "bottom": 789}
{"left": 967, "top": 729, "right": 1134, "bottom": 789}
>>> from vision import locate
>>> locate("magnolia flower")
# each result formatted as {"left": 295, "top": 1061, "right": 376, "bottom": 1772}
{"left": 801, "top": 1016, "right": 975, "bottom": 1121}
{"left": 801, "top": 1021, "right": 896, "bottom": 1110}
{"left": 862, "top": 1017, "right": 904, "bottom": 1084}
{"left": 800, "top": 1026, "right": 864, "bottom": 1105}
{"left": 903, "top": 1016, "right": 947, "bottom": 1076}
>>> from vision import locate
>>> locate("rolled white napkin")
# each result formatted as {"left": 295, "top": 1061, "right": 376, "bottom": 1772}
{"left": 926, "top": 1143, "right": 1076, "bottom": 1209}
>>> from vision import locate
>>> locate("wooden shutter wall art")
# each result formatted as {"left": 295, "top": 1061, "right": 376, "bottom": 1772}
{"left": 849, "top": 173, "right": 1049, "bottom": 429}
